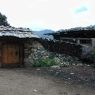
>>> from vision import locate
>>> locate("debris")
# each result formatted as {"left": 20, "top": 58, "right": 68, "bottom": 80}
{"left": 68, "top": 78, "right": 71, "bottom": 80}
{"left": 36, "top": 68, "right": 40, "bottom": 71}
{"left": 70, "top": 72, "right": 74, "bottom": 75}
{"left": 51, "top": 65, "right": 60, "bottom": 69}
{"left": 29, "top": 47, "right": 81, "bottom": 67}
{"left": 33, "top": 89, "right": 38, "bottom": 92}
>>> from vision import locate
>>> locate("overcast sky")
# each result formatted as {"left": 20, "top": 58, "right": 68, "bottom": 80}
{"left": 0, "top": 0, "right": 95, "bottom": 30}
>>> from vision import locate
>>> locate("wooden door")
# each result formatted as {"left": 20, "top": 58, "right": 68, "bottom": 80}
{"left": 2, "top": 44, "right": 20, "bottom": 64}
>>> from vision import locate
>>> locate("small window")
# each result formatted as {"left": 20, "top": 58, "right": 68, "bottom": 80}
{"left": 80, "top": 39, "right": 92, "bottom": 45}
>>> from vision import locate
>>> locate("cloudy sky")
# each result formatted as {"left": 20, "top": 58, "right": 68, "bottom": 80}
{"left": 0, "top": 0, "right": 95, "bottom": 30}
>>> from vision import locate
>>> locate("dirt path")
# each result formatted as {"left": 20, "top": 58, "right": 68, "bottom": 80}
{"left": 0, "top": 68, "right": 94, "bottom": 95}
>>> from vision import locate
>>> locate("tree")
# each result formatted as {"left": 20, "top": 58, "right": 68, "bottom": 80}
{"left": 0, "top": 12, "right": 9, "bottom": 26}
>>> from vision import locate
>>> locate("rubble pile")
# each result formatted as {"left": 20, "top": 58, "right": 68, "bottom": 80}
{"left": 26, "top": 45, "right": 81, "bottom": 67}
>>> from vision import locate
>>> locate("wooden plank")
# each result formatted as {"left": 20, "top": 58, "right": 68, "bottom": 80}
{"left": 2, "top": 44, "right": 20, "bottom": 64}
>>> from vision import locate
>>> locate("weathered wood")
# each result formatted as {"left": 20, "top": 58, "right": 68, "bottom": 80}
{"left": 2, "top": 44, "right": 19, "bottom": 64}
{"left": 0, "top": 41, "right": 24, "bottom": 67}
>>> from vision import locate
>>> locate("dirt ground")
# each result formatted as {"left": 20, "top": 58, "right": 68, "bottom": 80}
{"left": 0, "top": 65, "right": 95, "bottom": 95}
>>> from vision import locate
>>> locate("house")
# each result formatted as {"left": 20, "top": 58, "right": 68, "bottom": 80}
{"left": 0, "top": 26, "right": 39, "bottom": 67}
{"left": 46, "top": 26, "right": 95, "bottom": 59}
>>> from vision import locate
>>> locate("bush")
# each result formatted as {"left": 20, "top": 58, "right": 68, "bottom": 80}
{"left": 32, "top": 57, "right": 56, "bottom": 67}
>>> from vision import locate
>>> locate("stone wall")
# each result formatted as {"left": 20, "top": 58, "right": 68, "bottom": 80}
{"left": 24, "top": 40, "right": 44, "bottom": 66}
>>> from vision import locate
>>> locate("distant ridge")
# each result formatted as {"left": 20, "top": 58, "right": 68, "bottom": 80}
{"left": 32, "top": 29, "right": 54, "bottom": 39}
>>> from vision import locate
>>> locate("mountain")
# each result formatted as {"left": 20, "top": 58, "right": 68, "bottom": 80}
{"left": 32, "top": 29, "right": 54, "bottom": 40}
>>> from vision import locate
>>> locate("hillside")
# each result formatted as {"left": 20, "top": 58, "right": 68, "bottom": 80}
{"left": 32, "top": 29, "right": 54, "bottom": 40}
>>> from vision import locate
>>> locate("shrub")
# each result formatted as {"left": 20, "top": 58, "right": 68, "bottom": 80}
{"left": 32, "top": 57, "right": 56, "bottom": 67}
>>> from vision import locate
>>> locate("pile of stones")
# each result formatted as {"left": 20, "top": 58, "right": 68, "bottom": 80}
{"left": 25, "top": 45, "right": 82, "bottom": 67}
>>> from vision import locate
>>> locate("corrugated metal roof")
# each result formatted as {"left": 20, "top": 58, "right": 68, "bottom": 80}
{"left": 0, "top": 26, "right": 39, "bottom": 38}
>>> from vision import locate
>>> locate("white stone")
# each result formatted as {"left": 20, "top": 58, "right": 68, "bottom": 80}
{"left": 51, "top": 65, "right": 60, "bottom": 69}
